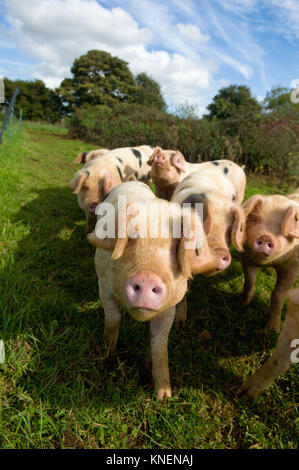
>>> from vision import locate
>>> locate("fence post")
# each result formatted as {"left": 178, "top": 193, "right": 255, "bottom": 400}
{"left": 8, "top": 104, "right": 14, "bottom": 141}
{"left": 0, "top": 87, "right": 20, "bottom": 145}
{"left": 19, "top": 108, "right": 23, "bottom": 132}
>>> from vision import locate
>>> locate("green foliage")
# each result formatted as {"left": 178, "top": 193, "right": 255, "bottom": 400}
{"left": 134, "top": 73, "right": 166, "bottom": 111}
{"left": 264, "top": 86, "right": 299, "bottom": 114}
{"left": 205, "top": 85, "right": 262, "bottom": 121}
{"left": 67, "top": 103, "right": 299, "bottom": 180}
{"left": 3, "top": 78, "right": 62, "bottom": 123}
{"left": 56, "top": 50, "right": 137, "bottom": 113}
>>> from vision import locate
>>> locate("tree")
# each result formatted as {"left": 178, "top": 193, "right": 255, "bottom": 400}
{"left": 134, "top": 73, "right": 166, "bottom": 111}
{"left": 205, "top": 85, "right": 261, "bottom": 121}
{"left": 264, "top": 86, "right": 298, "bottom": 114}
{"left": 3, "top": 78, "right": 63, "bottom": 122}
{"left": 56, "top": 50, "right": 137, "bottom": 113}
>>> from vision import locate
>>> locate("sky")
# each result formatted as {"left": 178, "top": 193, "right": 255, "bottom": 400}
{"left": 0, "top": 0, "right": 298, "bottom": 115}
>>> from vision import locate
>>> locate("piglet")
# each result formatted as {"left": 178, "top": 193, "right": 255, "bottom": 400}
{"left": 87, "top": 181, "right": 217, "bottom": 398}
{"left": 147, "top": 146, "right": 246, "bottom": 202}
{"left": 170, "top": 161, "right": 246, "bottom": 327}
{"left": 69, "top": 146, "right": 153, "bottom": 233}
{"left": 241, "top": 191, "right": 299, "bottom": 332}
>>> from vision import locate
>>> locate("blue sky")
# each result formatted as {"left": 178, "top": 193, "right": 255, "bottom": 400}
{"left": 0, "top": 0, "right": 298, "bottom": 115}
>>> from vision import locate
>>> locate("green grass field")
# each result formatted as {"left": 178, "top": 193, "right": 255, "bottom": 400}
{"left": 0, "top": 121, "right": 298, "bottom": 449}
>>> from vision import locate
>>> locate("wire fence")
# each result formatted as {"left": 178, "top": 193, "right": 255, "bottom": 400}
{"left": 0, "top": 87, "right": 22, "bottom": 147}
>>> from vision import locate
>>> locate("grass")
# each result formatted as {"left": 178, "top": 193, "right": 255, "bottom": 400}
{"left": 0, "top": 120, "right": 298, "bottom": 449}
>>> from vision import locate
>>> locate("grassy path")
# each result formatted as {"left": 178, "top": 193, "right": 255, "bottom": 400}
{"left": 0, "top": 123, "right": 298, "bottom": 448}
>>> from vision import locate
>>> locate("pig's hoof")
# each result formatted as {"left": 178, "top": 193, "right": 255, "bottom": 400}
{"left": 240, "top": 295, "right": 252, "bottom": 307}
{"left": 265, "top": 318, "right": 280, "bottom": 333}
{"left": 174, "top": 307, "right": 187, "bottom": 329}
{"left": 174, "top": 315, "right": 186, "bottom": 329}
{"left": 236, "top": 379, "right": 262, "bottom": 398}
{"left": 156, "top": 386, "right": 172, "bottom": 399}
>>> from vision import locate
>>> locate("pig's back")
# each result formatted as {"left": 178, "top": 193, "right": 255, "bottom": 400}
{"left": 104, "top": 181, "right": 155, "bottom": 208}
{"left": 171, "top": 170, "right": 236, "bottom": 205}
{"left": 178, "top": 159, "right": 246, "bottom": 202}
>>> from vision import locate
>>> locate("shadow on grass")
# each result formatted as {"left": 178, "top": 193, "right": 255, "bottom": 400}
{"left": 0, "top": 185, "right": 283, "bottom": 409}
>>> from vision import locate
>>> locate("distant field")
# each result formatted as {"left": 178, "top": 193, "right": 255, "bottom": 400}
{"left": 0, "top": 121, "right": 298, "bottom": 449}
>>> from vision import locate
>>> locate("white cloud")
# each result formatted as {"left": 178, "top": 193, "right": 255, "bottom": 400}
{"left": 269, "top": 0, "right": 299, "bottom": 38}
{"left": 3, "top": 0, "right": 213, "bottom": 113}
{"left": 176, "top": 23, "right": 210, "bottom": 44}
{"left": 5, "top": 0, "right": 293, "bottom": 114}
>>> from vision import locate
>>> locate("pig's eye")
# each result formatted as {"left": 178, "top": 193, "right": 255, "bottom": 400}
{"left": 249, "top": 214, "right": 259, "bottom": 223}
{"left": 82, "top": 185, "right": 88, "bottom": 191}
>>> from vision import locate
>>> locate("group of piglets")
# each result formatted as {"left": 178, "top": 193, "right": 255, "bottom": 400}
{"left": 68, "top": 145, "right": 299, "bottom": 399}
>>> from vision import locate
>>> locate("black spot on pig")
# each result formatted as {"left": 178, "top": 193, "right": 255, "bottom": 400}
{"left": 116, "top": 166, "right": 123, "bottom": 181}
{"left": 183, "top": 193, "right": 208, "bottom": 221}
{"left": 132, "top": 148, "right": 142, "bottom": 167}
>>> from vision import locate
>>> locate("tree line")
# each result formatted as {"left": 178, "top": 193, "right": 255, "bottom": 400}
{"left": 2, "top": 49, "right": 299, "bottom": 178}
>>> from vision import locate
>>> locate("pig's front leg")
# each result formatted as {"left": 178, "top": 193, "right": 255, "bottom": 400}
{"left": 85, "top": 213, "right": 97, "bottom": 233}
{"left": 241, "top": 256, "right": 258, "bottom": 306}
{"left": 237, "top": 300, "right": 299, "bottom": 397}
{"left": 99, "top": 281, "right": 121, "bottom": 354}
{"left": 174, "top": 295, "right": 187, "bottom": 328}
{"left": 150, "top": 307, "right": 176, "bottom": 399}
{"left": 267, "top": 268, "right": 297, "bottom": 332}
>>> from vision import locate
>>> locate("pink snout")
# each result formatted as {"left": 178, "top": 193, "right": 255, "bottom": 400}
{"left": 125, "top": 271, "right": 166, "bottom": 311}
{"left": 215, "top": 249, "right": 231, "bottom": 271}
{"left": 253, "top": 236, "right": 275, "bottom": 256}
{"left": 87, "top": 202, "right": 99, "bottom": 214}
{"left": 154, "top": 153, "right": 166, "bottom": 166}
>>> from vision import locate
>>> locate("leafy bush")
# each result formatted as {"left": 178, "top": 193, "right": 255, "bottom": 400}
{"left": 67, "top": 104, "right": 299, "bottom": 180}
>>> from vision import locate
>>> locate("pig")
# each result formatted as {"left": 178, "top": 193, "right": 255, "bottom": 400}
{"left": 74, "top": 148, "right": 110, "bottom": 164}
{"left": 87, "top": 181, "right": 219, "bottom": 398}
{"left": 68, "top": 145, "right": 154, "bottom": 233}
{"left": 240, "top": 191, "right": 299, "bottom": 332}
{"left": 170, "top": 163, "right": 247, "bottom": 326}
{"left": 237, "top": 287, "right": 299, "bottom": 398}
{"left": 147, "top": 146, "right": 246, "bottom": 201}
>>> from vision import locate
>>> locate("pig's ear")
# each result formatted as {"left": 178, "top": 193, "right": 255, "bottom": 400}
{"left": 243, "top": 195, "right": 264, "bottom": 216}
{"left": 147, "top": 147, "right": 162, "bottom": 166}
{"left": 100, "top": 173, "right": 118, "bottom": 200}
{"left": 68, "top": 172, "right": 88, "bottom": 194}
{"left": 74, "top": 152, "right": 88, "bottom": 164}
{"left": 281, "top": 206, "right": 299, "bottom": 238}
{"left": 111, "top": 234, "right": 129, "bottom": 260}
{"left": 231, "top": 206, "right": 246, "bottom": 252}
{"left": 87, "top": 231, "right": 116, "bottom": 251}
{"left": 178, "top": 209, "right": 213, "bottom": 277}
{"left": 171, "top": 152, "right": 186, "bottom": 173}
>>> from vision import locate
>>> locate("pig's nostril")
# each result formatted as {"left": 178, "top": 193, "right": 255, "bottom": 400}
{"left": 133, "top": 284, "right": 140, "bottom": 292}
{"left": 152, "top": 287, "right": 160, "bottom": 294}
{"left": 257, "top": 240, "right": 262, "bottom": 245}
{"left": 268, "top": 243, "right": 273, "bottom": 249}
